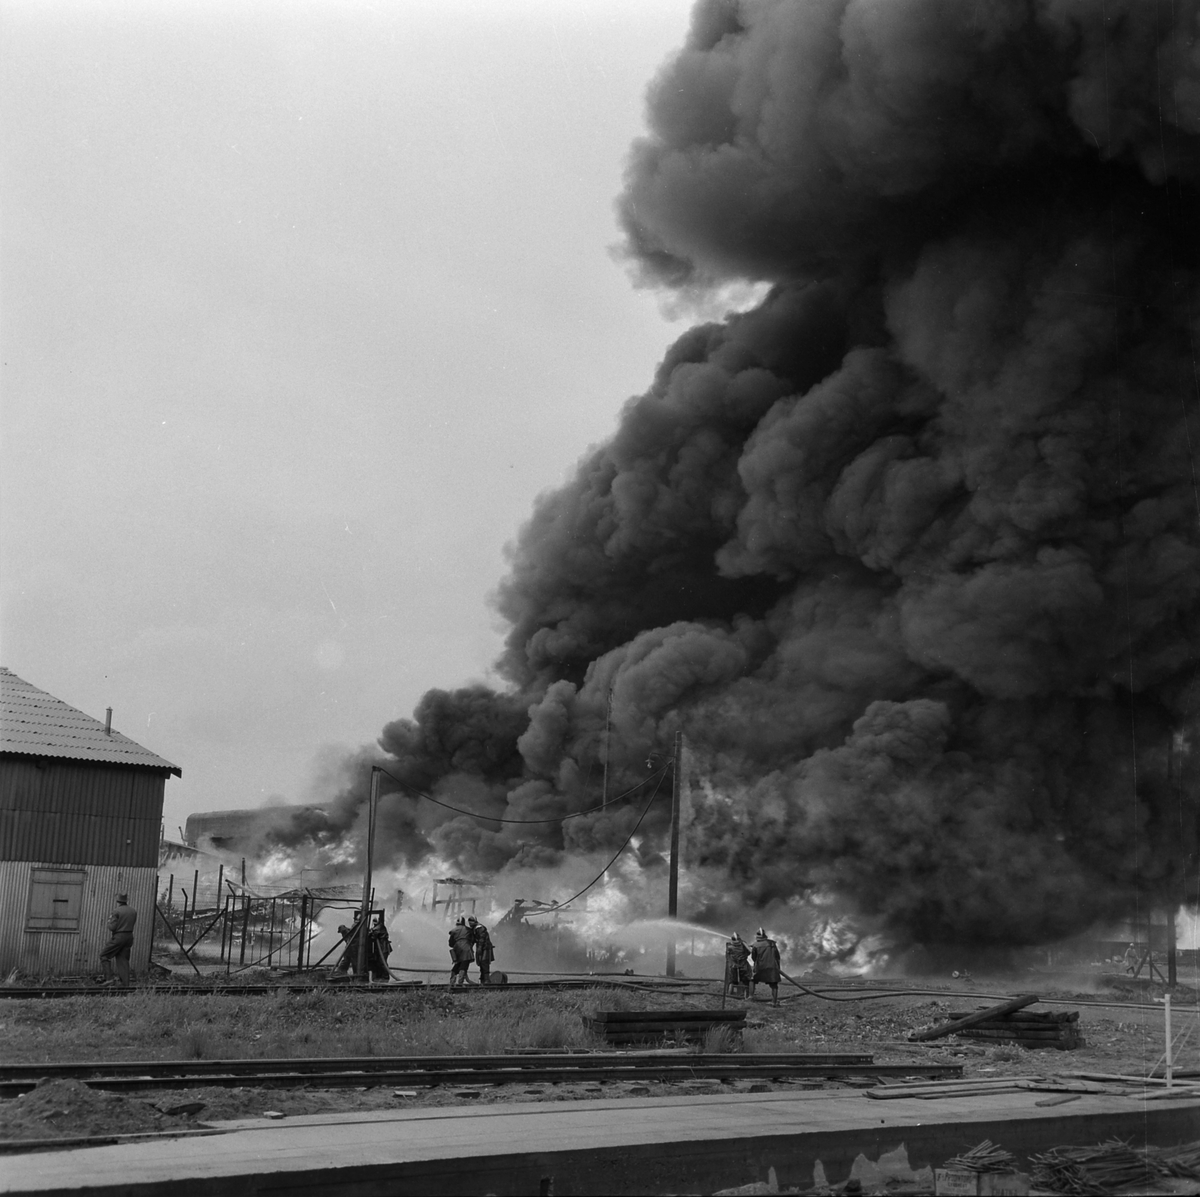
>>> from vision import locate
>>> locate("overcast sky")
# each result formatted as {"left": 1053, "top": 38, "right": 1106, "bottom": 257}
{"left": 1, "top": 0, "right": 697, "bottom": 835}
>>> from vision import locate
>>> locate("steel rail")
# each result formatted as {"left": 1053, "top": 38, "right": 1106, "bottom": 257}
{"left": 0, "top": 983, "right": 676, "bottom": 1002}
{"left": 0, "top": 1052, "right": 874, "bottom": 1081}
{"left": 0, "top": 1058, "right": 962, "bottom": 1097}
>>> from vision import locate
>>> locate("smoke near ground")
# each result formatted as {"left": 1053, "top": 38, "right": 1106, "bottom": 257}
{"left": 278, "top": 0, "right": 1200, "bottom": 948}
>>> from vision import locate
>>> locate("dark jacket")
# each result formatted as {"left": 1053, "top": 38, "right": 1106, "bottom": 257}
{"left": 107, "top": 905, "right": 137, "bottom": 939}
{"left": 473, "top": 925, "right": 494, "bottom": 965}
{"left": 751, "top": 936, "right": 781, "bottom": 984}
{"left": 449, "top": 924, "right": 473, "bottom": 964}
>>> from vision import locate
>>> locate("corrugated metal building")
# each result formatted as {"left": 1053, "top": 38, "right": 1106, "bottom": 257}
{"left": 0, "top": 667, "right": 181, "bottom": 977}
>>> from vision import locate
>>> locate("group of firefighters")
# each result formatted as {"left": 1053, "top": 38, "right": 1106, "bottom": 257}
{"left": 95, "top": 891, "right": 782, "bottom": 1001}
{"left": 334, "top": 909, "right": 394, "bottom": 981}
{"left": 448, "top": 914, "right": 496, "bottom": 985}
{"left": 724, "top": 929, "right": 783, "bottom": 1006}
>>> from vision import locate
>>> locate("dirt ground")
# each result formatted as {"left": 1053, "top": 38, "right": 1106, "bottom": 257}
{"left": 2, "top": 970, "right": 1197, "bottom": 1143}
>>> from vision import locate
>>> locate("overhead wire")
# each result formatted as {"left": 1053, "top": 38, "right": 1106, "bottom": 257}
{"left": 373, "top": 763, "right": 667, "bottom": 825}
{"left": 522, "top": 768, "right": 669, "bottom": 916}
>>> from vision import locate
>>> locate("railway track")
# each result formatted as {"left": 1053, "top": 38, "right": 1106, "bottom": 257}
{"left": 0, "top": 979, "right": 662, "bottom": 999}
{"left": 0, "top": 1053, "right": 963, "bottom": 1096}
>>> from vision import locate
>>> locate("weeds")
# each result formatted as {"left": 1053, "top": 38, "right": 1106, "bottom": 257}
{"left": 0, "top": 986, "right": 625, "bottom": 1064}
{"left": 702, "top": 1025, "right": 737, "bottom": 1054}
{"left": 176, "top": 1023, "right": 216, "bottom": 1059}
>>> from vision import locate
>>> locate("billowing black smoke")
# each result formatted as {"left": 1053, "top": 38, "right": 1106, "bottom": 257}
{"left": 286, "top": 0, "right": 1200, "bottom": 946}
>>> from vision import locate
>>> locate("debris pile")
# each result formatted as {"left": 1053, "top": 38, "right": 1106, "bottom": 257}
{"left": 941, "top": 1141, "right": 1019, "bottom": 1174}
{"left": 0, "top": 1078, "right": 192, "bottom": 1142}
{"left": 1029, "top": 1139, "right": 1156, "bottom": 1194}
{"left": 939, "top": 1008, "right": 1084, "bottom": 1051}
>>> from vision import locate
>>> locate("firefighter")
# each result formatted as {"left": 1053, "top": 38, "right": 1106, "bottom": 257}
{"left": 99, "top": 892, "right": 137, "bottom": 987}
{"left": 448, "top": 916, "right": 474, "bottom": 987}
{"left": 368, "top": 913, "right": 392, "bottom": 982}
{"left": 469, "top": 915, "right": 495, "bottom": 985}
{"left": 750, "top": 927, "right": 781, "bottom": 1007}
{"left": 334, "top": 909, "right": 365, "bottom": 975}
{"left": 725, "top": 932, "right": 751, "bottom": 998}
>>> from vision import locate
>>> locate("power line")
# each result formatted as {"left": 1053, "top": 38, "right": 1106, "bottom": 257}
{"left": 373, "top": 763, "right": 670, "bottom": 825}
{"left": 522, "top": 769, "right": 668, "bottom": 916}
{"left": 523, "top": 767, "right": 672, "bottom": 916}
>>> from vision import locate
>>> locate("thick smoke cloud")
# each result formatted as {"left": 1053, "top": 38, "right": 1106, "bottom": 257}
{"left": 289, "top": 0, "right": 1200, "bottom": 946}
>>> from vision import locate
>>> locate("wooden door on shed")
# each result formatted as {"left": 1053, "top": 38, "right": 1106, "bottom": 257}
{"left": 26, "top": 868, "right": 85, "bottom": 931}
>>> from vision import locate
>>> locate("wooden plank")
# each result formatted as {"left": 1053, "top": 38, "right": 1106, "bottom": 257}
{"left": 909, "top": 994, "right": 1039, "bottom": 1042}
{"left": 945, "top": 1017, "right": 1080, "bottom": 1026}
{"left": 955, "top": 1031, "right": 1080, "bottom": 1041}
{"left": 588, "top": 1017, "right": 744, "bottom": 1026}
{"left": 587, "top": 1022, "right": 743, "bottom": 1035}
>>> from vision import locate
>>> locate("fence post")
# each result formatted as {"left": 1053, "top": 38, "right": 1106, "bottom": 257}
{"left": 239, "top": 893, "right": 251, "bottom": 965}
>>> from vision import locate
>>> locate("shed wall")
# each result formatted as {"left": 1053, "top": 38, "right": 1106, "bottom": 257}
{"left": 0, "top": 861, "right": 157, "bottom": 976}
{"left": 0, "top": 758, "right": 164, "bottom": 866}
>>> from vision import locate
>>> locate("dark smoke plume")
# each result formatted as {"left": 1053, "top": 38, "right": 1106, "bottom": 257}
{"left": 290, "top": 0, "right": 1200, "bottom": 946}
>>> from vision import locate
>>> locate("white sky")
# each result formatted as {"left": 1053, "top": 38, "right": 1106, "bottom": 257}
{"left": 1, "top": 0, "right": 696, "bottom": 835}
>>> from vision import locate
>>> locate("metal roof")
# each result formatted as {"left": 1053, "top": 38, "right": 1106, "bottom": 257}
{"left": 0, "top": 667, "right": 181, "bottom": 775}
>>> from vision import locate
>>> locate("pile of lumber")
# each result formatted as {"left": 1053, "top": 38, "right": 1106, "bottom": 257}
{"left": 909, "top": 994, "right": 1083, "bottom": 1050}
{"left": 583, "top": 1009, "right": 746, "bottom": 1045}
{"left": 943, "top": 1008, "right": 1084, "bottom": 1050}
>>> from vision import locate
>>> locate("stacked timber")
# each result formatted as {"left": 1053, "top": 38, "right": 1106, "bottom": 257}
{"left": 583, "top": 1009, "right": 746, "bottom": 1045}
{"left": 941, "top": 1008, "right": 1083, "bottom": 1050}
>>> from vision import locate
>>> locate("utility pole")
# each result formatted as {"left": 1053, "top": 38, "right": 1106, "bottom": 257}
{"left": 357, "top": 766, "right": 381, "bottom": 978}
{"left": 666, "top": 730, "right": 683, "bottom": 977}
{"left": 602, "top": 686, "right": 613, "bottom": 809}
{"left": 1168, "top": 905, "right": 1178, "bottom": 988}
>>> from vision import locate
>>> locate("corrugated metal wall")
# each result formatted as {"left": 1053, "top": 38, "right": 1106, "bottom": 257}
{"left": 0, "top": 861, "right": 157, "bottom": 976}
{"left": 0, "top": 758, "right": 164, "bottom": 866}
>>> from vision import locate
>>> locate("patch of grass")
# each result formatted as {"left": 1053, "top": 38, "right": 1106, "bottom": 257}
{"left": 175, "top": 1023, "right": 217, "bottom": 1059}
{"left": 520, "top": 1009, "right": 578, "bottom": 1050}
{"left": 0, "top": 986, "right": 637, "bottom": 1064}
{"left": 702, "top": 1024, "right": 737, "bottom": 1054}
{"left": 742, "top": 1026, "right": 799, "bottom": 1053}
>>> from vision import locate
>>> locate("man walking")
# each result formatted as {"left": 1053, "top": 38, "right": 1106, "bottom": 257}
{"left": 99, "top": 892, "right": 137, "bottom": 987}
{"left": 750, "top": 927, "right": 781, "bottom": 1007}
{"left": 468, "top": 915, "right": 495, "bottom": 985}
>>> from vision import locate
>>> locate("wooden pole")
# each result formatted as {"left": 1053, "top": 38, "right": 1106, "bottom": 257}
{"left": 666, "top": 730, "right": 683, "bottom": 978}
{"left": 909, "top": 994, "right": 1040, "bottom": 1042}
{"left": 357, "top": 767, "right": 381, "bottom": 977}
{"left": 1168, "top": 905, "right": 1178, "bottom": 988}
{"left": 1165, "top": 993, "right": 1174, "bottom": 1087}
{"left": 193, "top": 868, "right": 200, "bottom": 913}
{"left": 602, "top": 686, "right": 613, "bottom": 810}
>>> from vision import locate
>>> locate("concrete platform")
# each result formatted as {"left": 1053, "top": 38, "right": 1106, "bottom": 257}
{"left": 4, "top": 1087, "right": 1199, "bottom": 1196}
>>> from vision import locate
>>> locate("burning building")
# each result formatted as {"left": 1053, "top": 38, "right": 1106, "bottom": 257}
{"left": 262, "top": 0, "right": 1200, "bottom": 956}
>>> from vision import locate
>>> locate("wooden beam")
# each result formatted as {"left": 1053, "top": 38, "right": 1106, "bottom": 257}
{"left": 908, "top": 993, "right": 1039, "bottom": 1042}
